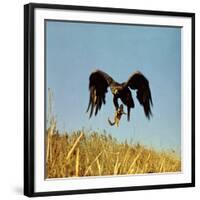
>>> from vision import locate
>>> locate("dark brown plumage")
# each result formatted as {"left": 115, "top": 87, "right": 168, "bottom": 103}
{"left": 86, "top": 70, "right": 153, "bottom": 121}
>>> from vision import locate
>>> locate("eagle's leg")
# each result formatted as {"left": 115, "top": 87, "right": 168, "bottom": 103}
{"left": 113, "top": 96, "right": 119, "bottom": 111}
{"left": 127, "top": 107, "right": 131, "bottom": 121}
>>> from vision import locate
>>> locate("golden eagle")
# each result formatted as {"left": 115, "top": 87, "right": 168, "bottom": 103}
{"left": 86, "top": 70, "right": 153, "bottom": 121}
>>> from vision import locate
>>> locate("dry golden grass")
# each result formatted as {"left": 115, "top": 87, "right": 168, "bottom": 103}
{"left": 45, "top": 129, "right": 181, "bottom": 179}
{"left": 45, "top": 88, "right": 181, "bottom": 178}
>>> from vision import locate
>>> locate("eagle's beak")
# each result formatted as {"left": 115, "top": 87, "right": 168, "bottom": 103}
{"left": 114, "top": 89, "right": 118, "bottom": 95}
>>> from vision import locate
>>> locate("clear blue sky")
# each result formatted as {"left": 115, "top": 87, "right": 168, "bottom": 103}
{"left": 46, "top": 20, "right": 181, "bottom": 153}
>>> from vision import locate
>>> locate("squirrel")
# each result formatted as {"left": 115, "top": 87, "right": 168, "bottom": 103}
{"left": 108, "top": 104, "right": 126, "bottom": 127}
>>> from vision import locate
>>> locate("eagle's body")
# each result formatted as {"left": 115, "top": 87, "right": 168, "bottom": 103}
{"left": 110, "top": 83, "right": 134, "bottom": 120}
{"left": 87, "top": 70, "right": 153, "bottom": 121}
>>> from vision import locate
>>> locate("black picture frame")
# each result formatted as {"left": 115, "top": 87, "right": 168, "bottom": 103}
{"left": 24, "top": 3, "right": 195, "bottom": 197}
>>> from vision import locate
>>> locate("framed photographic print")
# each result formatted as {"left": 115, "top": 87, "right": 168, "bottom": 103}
{"left": 24, "top": 3, "right": 195, "bottom": 197}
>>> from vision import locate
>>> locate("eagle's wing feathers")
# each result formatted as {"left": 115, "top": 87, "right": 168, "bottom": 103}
{"left": 87, "top": 70, "right": 114, "bottom": 117}
{"left": 126, "top": 71, "right": 153, "bottom": 119}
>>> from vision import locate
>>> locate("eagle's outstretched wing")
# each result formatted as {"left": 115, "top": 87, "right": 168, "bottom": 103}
{"left": 87, "top": 70, "right": 114, "bottom": 118}
{"left": 126, "top": 71, "right": 153, "bottom": 119}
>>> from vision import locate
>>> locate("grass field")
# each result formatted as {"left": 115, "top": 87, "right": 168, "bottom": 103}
{"left": 45, "top": 127, "right": 181, "bottom": 178}
{"left": 45, "top": 89, "right": 181, "bottom": 178}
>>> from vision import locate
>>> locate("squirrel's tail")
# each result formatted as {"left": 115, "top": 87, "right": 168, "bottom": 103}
{"left": 108, "top": 118, "right": 115, "bottom": 126}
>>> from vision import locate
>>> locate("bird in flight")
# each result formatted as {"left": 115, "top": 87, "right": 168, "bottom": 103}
{"left": 86, "top": 70, "right": 153, "bottom": 121}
